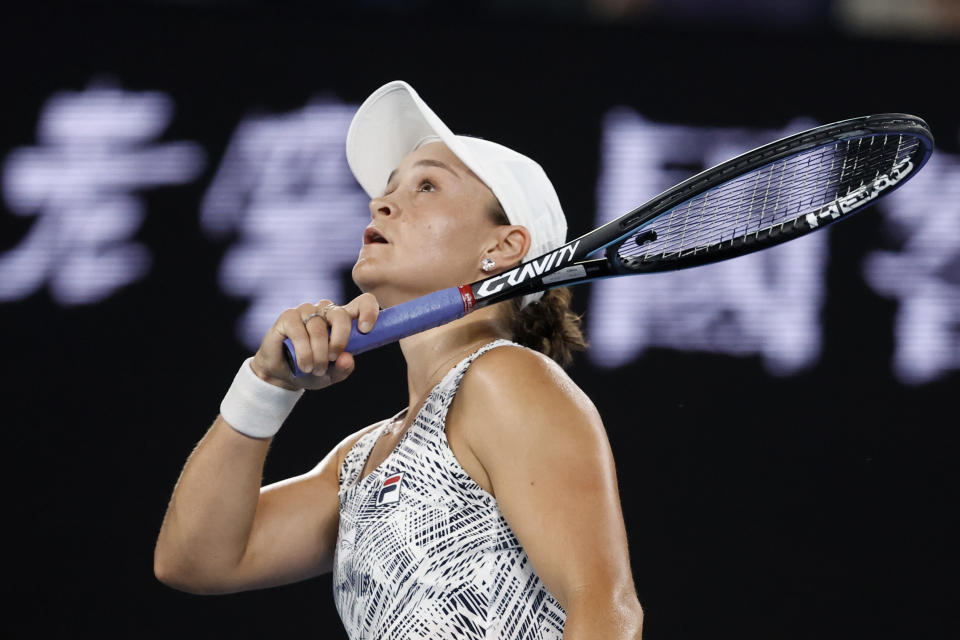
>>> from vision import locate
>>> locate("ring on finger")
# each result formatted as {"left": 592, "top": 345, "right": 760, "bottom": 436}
{"left": 304, "top": 303, "right": 338, "bottom": 325}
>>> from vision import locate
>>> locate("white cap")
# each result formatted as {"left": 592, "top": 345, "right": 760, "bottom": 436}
{"left": 346, "top": 80, "right": 567, "bottom": 306}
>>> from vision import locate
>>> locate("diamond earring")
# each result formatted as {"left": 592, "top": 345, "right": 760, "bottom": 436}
{"left": 481, "top": 258, "right": 496, "bottom": 272}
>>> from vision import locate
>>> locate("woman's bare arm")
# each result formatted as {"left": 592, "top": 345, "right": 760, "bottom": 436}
{"left": 154, "top": 294, "right": 380, "bottom": 594}
{"left": 154, "top": 416, "right": 378, "bottom": 594}
{"left": 453, "top": 346, "right": 644, "bottom": 638}
{"left": 155, "top": 416, "right": 330, "bottom": 593}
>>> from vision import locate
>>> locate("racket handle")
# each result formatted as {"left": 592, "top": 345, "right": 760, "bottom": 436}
{"left": 282, "top": 286, "right": 469, "bottom": 378}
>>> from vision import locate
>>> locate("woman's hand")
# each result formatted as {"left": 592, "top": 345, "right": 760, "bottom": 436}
{"left": 250, "top": 292, "right": 380, "bottom": 391}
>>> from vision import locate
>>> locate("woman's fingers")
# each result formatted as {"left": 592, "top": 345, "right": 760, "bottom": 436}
{"left": 324, "top": 304, "right": 353, "bottom": 363}
{"left": 252, "top": 293, "right": 381, "bottom": 391}
{"left": 286, "top": 305, "right": 319, "bottom": 374}
{"left": 325, "top": 292, "right": 380, "bottom": 359}
{"left": 327, "top": 351, "right": 356, "bottom": 385}
{"left": 303, "top": 300, "right": 333, "bottom": 375}
{"left": 342, "top": 292, "right": 381, "bottom": 335}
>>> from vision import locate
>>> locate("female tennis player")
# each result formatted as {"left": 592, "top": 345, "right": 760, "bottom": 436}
{"left": 155, "top": 80, "right": 644, "bottom": 639}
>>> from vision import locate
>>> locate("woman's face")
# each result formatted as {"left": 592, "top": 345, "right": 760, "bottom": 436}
{"left": 352, "top": 141, "right": 507, "bottom": 307}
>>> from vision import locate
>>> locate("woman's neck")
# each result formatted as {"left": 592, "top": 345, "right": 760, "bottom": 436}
{"left": 398, "top": 307, "right": 510, "bottom": 409}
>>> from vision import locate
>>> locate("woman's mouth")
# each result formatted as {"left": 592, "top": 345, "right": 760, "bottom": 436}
{"left": 363, "top": 227, "right": 389, "bottom": 245}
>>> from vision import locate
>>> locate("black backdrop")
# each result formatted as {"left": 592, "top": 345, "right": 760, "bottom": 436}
{"left": 1, "top": 3, "right": 957, "bottom": 638}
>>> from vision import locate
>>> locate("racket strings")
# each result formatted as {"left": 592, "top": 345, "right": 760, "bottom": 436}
{"left": 618, "top": 134, "right": 921, "bottom": 264}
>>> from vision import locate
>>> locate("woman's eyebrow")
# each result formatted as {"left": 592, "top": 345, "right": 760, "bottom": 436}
{"left": 385, "top": 159, "right": 461, "bottom": 190}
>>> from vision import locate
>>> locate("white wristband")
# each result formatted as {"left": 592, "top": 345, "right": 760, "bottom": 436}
{"left": 220, "top": 357, "right": 304, "bottom": 439}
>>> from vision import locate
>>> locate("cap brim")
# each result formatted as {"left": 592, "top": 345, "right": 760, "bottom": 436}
{"left": 347, "top": 80, "right": 475, "bottom": 198}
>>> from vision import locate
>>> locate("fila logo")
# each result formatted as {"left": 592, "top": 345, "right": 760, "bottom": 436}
{"left": 475, "top": 240, "right": 581, "bottom": 299}
{"left": 377, "top": 472, "right": 404, "bottom": 506}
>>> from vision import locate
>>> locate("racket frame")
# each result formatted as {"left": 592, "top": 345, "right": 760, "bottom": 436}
{"left": 466, "top": 113, "right": 932, "bottom": 307}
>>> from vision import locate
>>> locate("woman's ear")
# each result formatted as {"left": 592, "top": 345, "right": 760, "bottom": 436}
{"left": 485, "top": 225, "right": 531, "bottom": 270}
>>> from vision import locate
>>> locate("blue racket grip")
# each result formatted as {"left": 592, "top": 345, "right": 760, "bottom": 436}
{"left": 282, "top": 287, "right": 469, "bottom": 378}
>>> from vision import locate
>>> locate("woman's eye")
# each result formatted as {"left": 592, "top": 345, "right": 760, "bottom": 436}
{"left": 417, "top": 180, "right": 435, "bottom": 192}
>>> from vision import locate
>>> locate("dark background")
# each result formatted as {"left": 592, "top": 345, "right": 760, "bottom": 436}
{"left": 1, "top": 1, "right": 957, "bottom": 638}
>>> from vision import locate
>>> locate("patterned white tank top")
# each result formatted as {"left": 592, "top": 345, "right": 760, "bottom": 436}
{"left": 333, "top": 339, "right": 567, "bottom": 639}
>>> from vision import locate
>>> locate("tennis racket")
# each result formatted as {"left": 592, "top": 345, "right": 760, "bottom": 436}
{"left": 284, "top": 113, "right": 933, "bottom": 377}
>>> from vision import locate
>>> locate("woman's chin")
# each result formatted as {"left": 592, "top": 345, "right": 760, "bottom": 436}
{"left": 351, "top": 266, "right": 402, "bottom": 307}
{"left": 353, "top": 262, "right": 471, "bottom": 307}
{"left": 351, "top": 260, "right": 380, "bottom": 289}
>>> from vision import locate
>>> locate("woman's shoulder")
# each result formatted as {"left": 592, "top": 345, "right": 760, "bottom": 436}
{"left": 457, "top": 341, "right": 598, "bottom": 427}
{"left": 453, "top": 341, "right": 605, "bottom": 470}
{"left": 468, "top": 341, "right": 586, "bottom": 398}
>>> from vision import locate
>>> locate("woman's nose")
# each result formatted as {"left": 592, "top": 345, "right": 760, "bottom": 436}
{"left": 369, "top": 197, "right": 396, "bottom": 218}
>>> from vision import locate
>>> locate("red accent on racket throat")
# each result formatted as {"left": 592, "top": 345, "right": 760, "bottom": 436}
{"left": 458, "top": 284, "right": 476, "bottom": 312}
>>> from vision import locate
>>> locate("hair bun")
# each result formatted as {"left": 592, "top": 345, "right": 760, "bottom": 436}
{"left": 507, "top": 287, "right": 586, "bottom": 368}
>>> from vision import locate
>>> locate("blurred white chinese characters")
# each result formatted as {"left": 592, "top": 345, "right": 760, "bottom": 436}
{"left": 201, "top": 99, "right": 370, "bottom": 349}
{"left": 588, "top": 109, "right": 827, "bottom": 376}
{"left": 1, "top": 84, "right": 205, "bottom": 304}
{"left": 863, "top": 148, "right": 960, "bottom": 385}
